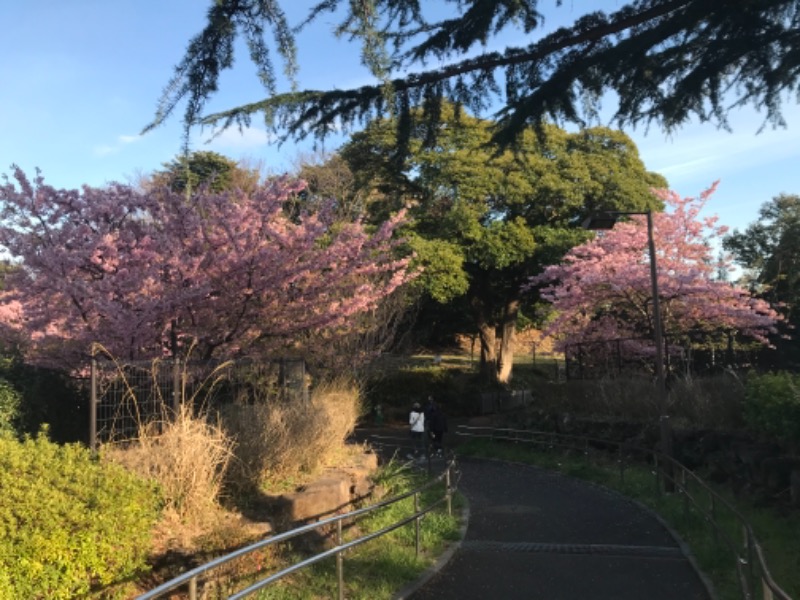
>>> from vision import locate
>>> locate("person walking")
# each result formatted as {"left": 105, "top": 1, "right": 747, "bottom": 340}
{"left": 408, "top": 402, "right": 425, "bottom": 458}
{"left": 426, "top": 399, "right": 448, "bottom": 456}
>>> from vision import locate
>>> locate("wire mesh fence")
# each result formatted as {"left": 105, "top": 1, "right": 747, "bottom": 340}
{"left": 564, "top": 331, "right": 768, "bottom": 381}
{"left": 89, "top": 356, "right": 307, "bottom": 448}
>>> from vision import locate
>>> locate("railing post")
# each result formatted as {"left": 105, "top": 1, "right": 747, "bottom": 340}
{"left": 446, "top": 467, "right": 452, "bottom": 516}
{"left": 681, "top": 468, "right": 689, "bottom": 517}
{"left": 709, "top": 492, "right": 718, "bottom": 543}
{"left": 189, "top": 576, "right": 197, "bottom": 600}
{"left": 337, "top": 519, "right": 344, "bottom": 600}
{"left": 654, "top": 454, "right": 662, "bottom": 497}
{"left": 763, "top": 577, "right": 775, "bottom": 600}
{"left": 414, "top": 492, "right": 421, "bottom": 557}
{"left": 90, "top": 349, "right": 98, "bottom": 452}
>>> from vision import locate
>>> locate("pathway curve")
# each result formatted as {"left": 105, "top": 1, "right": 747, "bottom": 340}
{"left": 404, "top": 457, "right": 712, "bottom": 600}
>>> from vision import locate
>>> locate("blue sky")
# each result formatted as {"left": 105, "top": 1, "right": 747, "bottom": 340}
{"left": 1, "top": 1, "right": 798, "bottom": 237}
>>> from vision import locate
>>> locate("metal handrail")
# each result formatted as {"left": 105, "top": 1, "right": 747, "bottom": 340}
{"left": 137, "top": 457, "right": 457, "bottom": 600}
{"left": 455, "top": 425, "right": 792, "bottom": 600}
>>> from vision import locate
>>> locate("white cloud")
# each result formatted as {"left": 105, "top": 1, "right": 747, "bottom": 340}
{"left": 199, "top": 126, "right": 274, "bottom": 150}
{"left": 631, "top": 106, "right": 800, "bottom": 186}
{"left": 92, "top": 133, "right": 143, "bottom": 157}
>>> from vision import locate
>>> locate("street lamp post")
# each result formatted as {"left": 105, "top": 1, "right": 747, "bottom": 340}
{"left": 583, "top": 210, "right": 673, "bottom": 490}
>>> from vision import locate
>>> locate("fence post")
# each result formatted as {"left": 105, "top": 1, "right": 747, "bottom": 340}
{"left": 172, "top": 356, "right": 181, "bottom": 416}
{"left": 709, "top": 492, "right": 718, "bottom": 543}
{"left": 446, "top": 467, "right": 452, "bottom": 516}
{"left": 681, "top": 468, "right": 689, "bottom": 517}
{"left": 337, "top": 519, "right": 344, "bottom": 600}
{"left": 414, "top": 492, "right": 421, "bottom": 557}
{"left": 90, "top": 349, "right": 98, "bottom": 452}
{"left": 654, "top": 454, "right": 662, "bottom": 497}
{"left": 617, "top": 446, "right": 624, "bottom": 484}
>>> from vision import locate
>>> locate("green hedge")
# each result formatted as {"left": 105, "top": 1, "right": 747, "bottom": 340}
{"left": 744, "top": 372, "right": 800, "bottom": 444}
{"left": 0, "top": 377, "right": 20, "bottom": 434}
{"left": 0, "top": 431, "right": 162, "bottom": 599}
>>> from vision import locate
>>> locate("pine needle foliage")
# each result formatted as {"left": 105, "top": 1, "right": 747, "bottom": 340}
{"left": 147, "top": 0, "right": 800, "bottom": 151}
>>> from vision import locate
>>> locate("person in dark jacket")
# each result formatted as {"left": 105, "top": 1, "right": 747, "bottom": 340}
{"left": 426, "top": 398, "right": 448, "bottom": 456}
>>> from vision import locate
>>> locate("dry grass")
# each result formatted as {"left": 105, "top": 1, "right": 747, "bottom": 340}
{"left": 221, "top": 377, "right": 364, "bottom": 492}
{"left": 102, "top": 404, "right": 234, "bottom": 529}
{"left": 668, "top": 371, "right": 746, "bottom": 428}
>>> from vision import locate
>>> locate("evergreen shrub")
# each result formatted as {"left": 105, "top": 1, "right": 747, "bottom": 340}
{"left": 744, "top": 372, "right": 800, "bottom": 444}
{"left": 0, "top": 430, "right": 161, "bottom": 599}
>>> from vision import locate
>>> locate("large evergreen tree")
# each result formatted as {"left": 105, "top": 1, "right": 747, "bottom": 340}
{"left": 338, "top": 105, "right": 665, "bottom": 382}
{"left": 145, "top": 0, "right": 799, "bottom": 149}
{"left": 724, "top": 194, "right": 800, "bottom": 366}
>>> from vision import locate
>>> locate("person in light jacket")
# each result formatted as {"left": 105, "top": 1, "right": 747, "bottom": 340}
{"left": 408, "top": 402, "right": 425, "bottom": 458}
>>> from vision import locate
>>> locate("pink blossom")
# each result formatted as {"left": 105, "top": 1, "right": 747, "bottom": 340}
{"left": 0, "top": 167, "right": 415, "bottom": 370}
{"left": 526, "top": 182, "right": 783, "bottom": 357}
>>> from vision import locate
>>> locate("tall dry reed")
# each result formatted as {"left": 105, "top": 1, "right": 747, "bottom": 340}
{"left": 103, "top": 404, "right": 234, "bottom": 523}
{"left": 221, "top": 377, "right": 363, "bottom": 491}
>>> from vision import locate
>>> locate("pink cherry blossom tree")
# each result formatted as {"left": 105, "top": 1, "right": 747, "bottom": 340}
{"left": 0, "top": 167, "right": 413, "bottom": 370}
{"left": 527, "top": 183, "right": 782, "bottom": 367}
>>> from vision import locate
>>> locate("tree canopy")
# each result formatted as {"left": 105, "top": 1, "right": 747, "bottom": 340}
{"left": 149, "top": 150, "right": 262, "bottom": 194}
{"left": 0, "top": 167, "right": 412, "bottom": 371}
{"left": 724, "top": 193, "right": 800, "bottom": 366}
{"left": 337, "top": 105, "right": 666, "bottom": 381}
{"left": 145, "top": 0, "right": 800, "bottom": 149}
{"left": 531, "top": 184, "right": 782, "bottom": 367}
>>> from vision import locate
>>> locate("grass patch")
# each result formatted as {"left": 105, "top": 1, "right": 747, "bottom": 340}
{"left": 203, "top": 460, "right": 463, "bottom": 599}
{"left": 456, "top": 438, "right": 799, "bottom": 600}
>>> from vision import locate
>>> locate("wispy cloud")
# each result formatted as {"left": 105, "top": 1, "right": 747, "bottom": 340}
{"left": 198, "top": 126, "right": 275, "bottom": 150}
{"left": 632, "top": 103, "right": 800, "bottom": 185}
{"left": 92, "top": 133, "right": 143, "bottom": 157}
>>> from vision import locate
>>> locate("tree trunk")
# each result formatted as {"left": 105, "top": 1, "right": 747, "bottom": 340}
{"left": 471, "top": 285, "right": 498, "bottom": 381}
{"left": 497, "top": 298, "right": 520, "bottom": 384}
{"left": 477, "top": 320, "right": 497, "bottom": 379}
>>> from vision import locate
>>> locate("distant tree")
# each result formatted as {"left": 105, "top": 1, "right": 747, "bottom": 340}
{"left": 723, "top": 193, "right": 800, "bottom": 367}
{"left": 724, "top": 194, "right": 800, "bottom": 321}
{"left": 149, "top": 150, "right": 262, "bottom": 194}
{"left": 0, "top": 167, "right": 413, "bottom": 371}
{"left": 292, "top": 152, "right": 371, "bottom": 221}
{"left": 530, "top": 184, "right": 782, "bottom": 366}
{"left": 145, "top": 1, "right": 799, "bottom": 152}
{"left": 340, "top": 104, "right": 666, "bottom": 382}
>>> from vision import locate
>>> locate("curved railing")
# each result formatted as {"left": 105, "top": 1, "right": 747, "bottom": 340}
{"left": 137, "top": 457, "right": 457, "bottom": 600}
{"left": 454, "top": 425, "right": 792, "bottom": 600}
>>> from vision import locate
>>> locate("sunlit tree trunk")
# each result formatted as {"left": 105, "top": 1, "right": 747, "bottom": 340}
{"left": 497, "top": 298, "right": 520, "bottom": 384}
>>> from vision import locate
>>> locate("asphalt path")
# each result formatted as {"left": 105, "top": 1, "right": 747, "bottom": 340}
{"left": 403, "top": 457, "right": 712, "bottom": 600}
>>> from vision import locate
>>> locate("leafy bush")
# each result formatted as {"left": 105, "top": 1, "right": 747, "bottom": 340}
{"left": 364, "top": 364, "right": 481, "bottom": 419}
{"left": 0, "top": 430, "right": 161, "bottom": 599}
{"left": 0, "top": 356, "right": 86, "bottom": 443}
{"left": 744, "top": 372, "right": 800, "bottom": 444}
{"left": 0, "top": 377, "right": 20, "bottom": 433}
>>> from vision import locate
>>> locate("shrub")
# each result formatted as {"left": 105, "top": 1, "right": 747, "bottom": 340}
{"left": 221, "top": 377, "right": 363, "bottom": 491}
{"left": 668, "top": 372, "right": 745, "bottom": 428}
{"left": 0, "top": 430, "right": 161, "bottom": 599}
{"left": 0, "top": 377, "right": 20, "bottom": 433}
{"left": 0, "top": 358, "right": 86, "bottom": 443}
{"left": 364, "top": 364, "right": 480, "bottom": 419}
{"left": 744, "top": 372, "right": 800, "bottom": 444}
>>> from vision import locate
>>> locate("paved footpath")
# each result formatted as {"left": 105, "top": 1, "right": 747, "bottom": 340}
{"left": 401, "top": 457, "right": 713, "bottom": 600}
